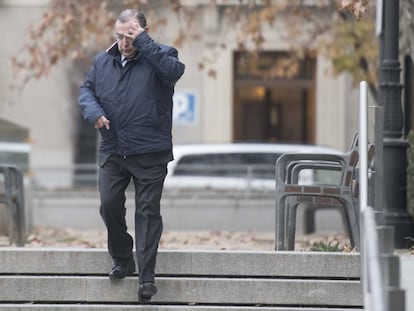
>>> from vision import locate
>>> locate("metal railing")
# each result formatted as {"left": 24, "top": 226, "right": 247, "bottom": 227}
{"left": 359, "top": 81, "right": 405, "bottom": 311}
{"left": 359, "top": 81, "right": 385, "bottom": 311}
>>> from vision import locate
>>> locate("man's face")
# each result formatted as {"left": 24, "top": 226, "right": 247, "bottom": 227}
{"left": 115, "top": 19, "right": 138, "bottom": 59}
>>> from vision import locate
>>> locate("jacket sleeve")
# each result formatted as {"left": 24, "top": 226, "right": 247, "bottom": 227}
{"left": 78, "top": 60, "right": 105, "bottom": 125}
{"left": 133, "top": 32, "right": 185, "bottom": 86}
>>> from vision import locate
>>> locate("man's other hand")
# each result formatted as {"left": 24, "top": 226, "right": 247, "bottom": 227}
{"left": 94, "top": 116, "right": 110, "bottom": 130}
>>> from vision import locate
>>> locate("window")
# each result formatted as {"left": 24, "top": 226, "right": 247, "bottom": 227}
{"left": 173, "top": 153, "right": 280, "bottom": 179}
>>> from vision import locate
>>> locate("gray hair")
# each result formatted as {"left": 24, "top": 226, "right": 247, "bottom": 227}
{"left": 117, "top": 9, "right": 147, "bottom": 28}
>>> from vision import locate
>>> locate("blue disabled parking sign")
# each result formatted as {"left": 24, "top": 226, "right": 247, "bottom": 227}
{"left": 173, "top": 91, "right": 197, "bottom": 125}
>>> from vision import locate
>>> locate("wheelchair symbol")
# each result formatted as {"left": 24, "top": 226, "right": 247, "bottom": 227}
{"left": 173, "top": 92, "right": 196, "bottom": 124}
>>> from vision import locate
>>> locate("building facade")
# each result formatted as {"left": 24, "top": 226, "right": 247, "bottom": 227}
{"left": 0, "top": 0, "right": 363, "bottom": 188}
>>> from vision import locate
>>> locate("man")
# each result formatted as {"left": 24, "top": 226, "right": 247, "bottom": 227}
{"left": 78, "top": 9, "right": 185, "bottom": 303}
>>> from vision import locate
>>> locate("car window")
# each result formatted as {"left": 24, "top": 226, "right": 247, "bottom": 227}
{"left": 173, "top": 153, "right": 280, "bottom": 179}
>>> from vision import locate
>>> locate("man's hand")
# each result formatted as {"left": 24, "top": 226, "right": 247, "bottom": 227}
{"left": 124, "top": 21, "right": 145, "bottom": 40}
{"left": 94, "top": 116, "right": 110, "bottom": 130}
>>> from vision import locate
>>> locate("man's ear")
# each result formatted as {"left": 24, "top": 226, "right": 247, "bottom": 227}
{"left": 144, "top": 26, "right": 149, "bottom": 32}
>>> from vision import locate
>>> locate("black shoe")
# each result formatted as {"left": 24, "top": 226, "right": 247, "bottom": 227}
{"left": 109, "top": 259, "right": 136, "bottom": 280}
{"left": 138, "top": 282, "right": 157, "bottom": 303}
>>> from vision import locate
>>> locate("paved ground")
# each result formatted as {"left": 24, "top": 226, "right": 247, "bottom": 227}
{"left": 2, "top": 227, "right": 413, "bottom": 255}
{"left": 0, "top": 226, "right": 355, "bottom": 251}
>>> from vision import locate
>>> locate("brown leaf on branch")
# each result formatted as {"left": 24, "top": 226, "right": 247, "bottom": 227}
{"left": 173, "top": 29, "right": 185, "bottom": 48}
{"left": 208, "top": 69, "right": 217, "bottom": 78}
{"left": 10, "top": 0, "right": 119, "bottom": 88}
{"left": 10, "top": 0, "right": 380, "bottom": 96}
{"left": 340, "top": 0, "right": 368, "bottom": 20}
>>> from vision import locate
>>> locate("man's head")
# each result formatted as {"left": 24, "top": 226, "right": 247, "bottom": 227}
{"left": 115, "top": 9, "right": 148, "bottom": 58}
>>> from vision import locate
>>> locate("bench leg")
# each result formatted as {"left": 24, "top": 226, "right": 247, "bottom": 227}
{"left": 12, "top": 168, "right": 26, "bottom": 246}
{"left": 275, "top": 195, "right": 287, "bottom": 251}
{"left": 0, "top": 167, "right": 26, "bottom": 246}
{"left": 286, "top": 202, "right": 299, "bottom": 250}
{"left": 343, "top": 199, "right": 360, "bottom": 249}
{"left": 303, "top": 204, "right": 316, "bottom": 234}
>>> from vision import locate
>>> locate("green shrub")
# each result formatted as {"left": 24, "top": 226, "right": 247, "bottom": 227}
{"left": 309, "top": 241, "right": 343, "bottom": 252}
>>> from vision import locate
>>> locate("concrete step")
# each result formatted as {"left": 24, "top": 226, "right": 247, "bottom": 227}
{"left": 0, "top": 305, "right": 364, "bottom": 311}
{"left": 0, "top": 248, "right": 362, "bottom": 310}
{"left": 0, "top": 276, "right": 361, "bottom": 304}
{"left": 0, "top": 248, "right": 360, "bottom": 277}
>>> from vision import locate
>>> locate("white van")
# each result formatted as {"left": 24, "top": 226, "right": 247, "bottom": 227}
{"left": 164, "top": 143, "right": 341, "bottom": 193}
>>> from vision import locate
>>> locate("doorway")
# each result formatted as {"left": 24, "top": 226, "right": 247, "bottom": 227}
{"left": 233, "top": 51, "right": 316, "bottom": 144}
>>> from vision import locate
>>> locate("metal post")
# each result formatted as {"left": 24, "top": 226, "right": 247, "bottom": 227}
{"left": 379, "top": 0, "right": 414, "bottom": 248}
{"left": 360, "top": 81, "right": 372, "bottom": 310}
{"left": 359, "top": 81, "right": 368, "bottom": 214}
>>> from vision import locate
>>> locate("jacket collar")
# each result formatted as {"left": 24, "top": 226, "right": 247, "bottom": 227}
{"left": 106, "top": 41, "right": 140, "bottom": 62}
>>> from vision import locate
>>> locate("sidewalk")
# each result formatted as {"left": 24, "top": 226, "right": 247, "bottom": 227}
{"left": 0, "top": 226, "right": 354, "bottom": 251}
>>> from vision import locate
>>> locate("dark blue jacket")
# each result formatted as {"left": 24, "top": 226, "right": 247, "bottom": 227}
{"left": 78, "top": 32, "right": 185, "bottom": 156}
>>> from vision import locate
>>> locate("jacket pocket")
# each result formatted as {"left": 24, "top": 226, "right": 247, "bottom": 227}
{"left": 98, "top": 153, "right": 112, "bottom": 168}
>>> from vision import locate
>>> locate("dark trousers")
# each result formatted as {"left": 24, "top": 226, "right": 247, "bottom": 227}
{"left": 98, "top": 155, "right": 167, "bottom": 284}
